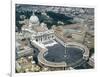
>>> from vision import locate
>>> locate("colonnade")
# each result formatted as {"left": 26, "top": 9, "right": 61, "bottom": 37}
{"left": 34, "top": 33, "right": 55, "bottom": 42}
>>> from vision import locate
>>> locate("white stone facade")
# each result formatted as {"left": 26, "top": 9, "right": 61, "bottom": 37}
{"left": 21, "top": 13, "right": 55, "bottom": 44}
{"left": 31, "top": 29, "right": 55, "bottom": 43}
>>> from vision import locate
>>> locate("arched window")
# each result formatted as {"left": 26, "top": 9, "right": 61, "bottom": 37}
{"left": 52, "top": 35, "right": 54, "bottom": 38}
{"left": 48, "top": 36, "right": 50, "bottom": 39}
{"left": 36, "top": 39, "right": 38, "bottom": 41}
{"left": 41, "top": 38, "right": 42, "bottom": 41}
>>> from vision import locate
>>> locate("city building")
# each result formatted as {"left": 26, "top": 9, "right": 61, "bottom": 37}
{"left": 15, "top": 6, "right": 94, "bottom": 72}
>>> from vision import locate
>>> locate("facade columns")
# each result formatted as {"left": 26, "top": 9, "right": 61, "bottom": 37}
{"left": 42, "top": 36, "right": 44, "bottom": 42}
{"left": 34, "top": 32, "right": 55, "bottom": 43}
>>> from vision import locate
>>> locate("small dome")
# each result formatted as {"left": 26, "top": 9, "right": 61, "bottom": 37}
{"left": 40, "top": 23, "right": 46, "bottom": 27}
{"left": 29, "top": 14, "right": 39, "bottom": 24}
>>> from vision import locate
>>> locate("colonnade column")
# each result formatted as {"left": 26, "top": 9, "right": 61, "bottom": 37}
{"left": 35, "top": 33, "right": 54, "bottom": 42}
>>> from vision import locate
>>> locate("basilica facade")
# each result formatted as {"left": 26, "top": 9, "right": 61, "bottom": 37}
{"left": 22, "top": 13, "right": 55, "bottom": 43}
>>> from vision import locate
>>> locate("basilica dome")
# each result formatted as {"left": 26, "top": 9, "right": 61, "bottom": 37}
{"left": 29, "top": 14, "right": 39, "bottom": 24}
